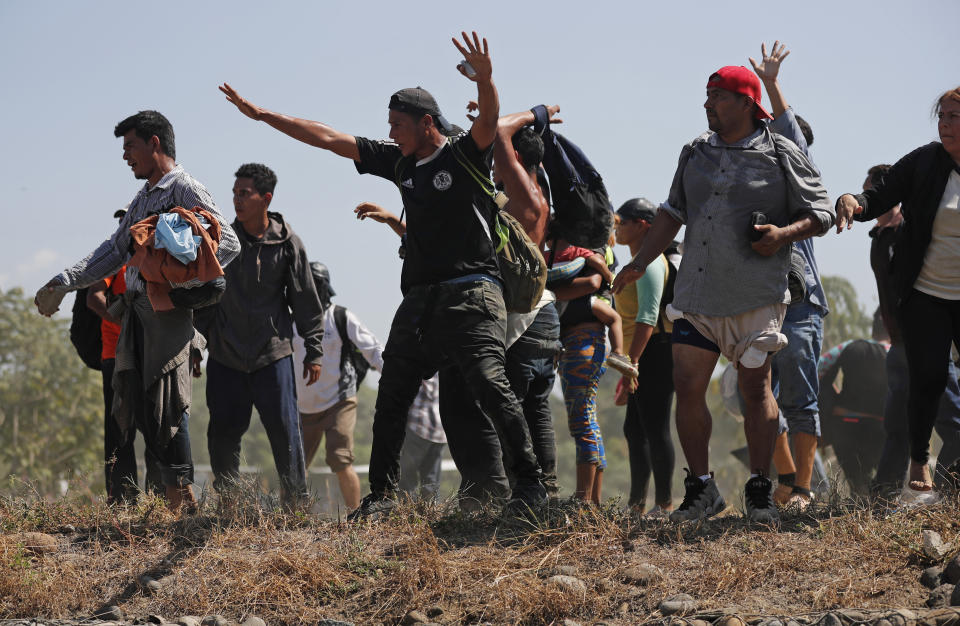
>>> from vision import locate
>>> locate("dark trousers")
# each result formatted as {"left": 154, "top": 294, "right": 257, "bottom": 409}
{"left": 505, "top": 303, "right": 561, "bottom": 496}
{"left": 832, "top": 419, "right": 886, "bottom": 496}
{"left": 206, "top": 356, "right": 308, "bottom": 499}
{"left": 623, "top": 333, "right": 675, "bottom": 507}
{"left": 102, "top": 359, "right": 162, "bottom": 502}
{"left": 368, "top": 280, "right": 542, "bottom": 498}
{"left": 873, "top": 341, "right": 960, "bottom": 492}
{"left": 899, "top": 290, "right": 960, "bottom": 468}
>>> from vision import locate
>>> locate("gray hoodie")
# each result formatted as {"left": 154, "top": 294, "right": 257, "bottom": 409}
{"left": 196, "top": 212, "right": 323, "bottom": 372}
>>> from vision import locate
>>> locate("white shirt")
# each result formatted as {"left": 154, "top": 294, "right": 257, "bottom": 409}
{"left": 293, "top": 305, "right": 384, "bottom": 413}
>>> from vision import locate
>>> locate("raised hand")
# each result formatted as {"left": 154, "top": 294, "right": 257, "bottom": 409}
{"left": 749, "top": 41, "right": 790, "bottom": 83}
{"left": 219, "top": 83, "right": 263, "bottom": 120}
{"left": 452, "top": 31, "right": 492, "bottom": 83}
{"left": 546, "top": 104, "right": 563, "bottom": 125}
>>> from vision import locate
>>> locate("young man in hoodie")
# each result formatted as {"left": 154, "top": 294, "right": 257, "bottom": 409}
{"left": 195, "top": 163, "right": 324, "bottom": 504}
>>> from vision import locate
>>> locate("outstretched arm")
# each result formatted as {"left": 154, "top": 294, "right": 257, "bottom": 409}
{"left": 612, "top": 212, "right": 682, "bottom": 294}
{"left": 354, "top": 202, "right": 406, "bottom": 237}
{"left": 749, "top": 41, "right": 790, "bottom": 118}
{"left": 452, "top": 31, "right": 498, "bottom": 151}
{"left": 219, "top": 83, "right": 360, "bottom": 161}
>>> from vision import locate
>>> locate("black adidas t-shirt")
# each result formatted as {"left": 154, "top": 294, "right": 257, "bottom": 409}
{"left": 354, "top": 133, "right": 500, "bottom": 294}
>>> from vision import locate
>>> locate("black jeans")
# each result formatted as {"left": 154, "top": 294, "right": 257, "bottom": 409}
{"left": 900, "top": 289, "right": 960, "bottom": 465}
{"left": 369, "top": 279, "right": 542, "bottom": 498}
{"left": 623, "top": 333, "right": 675, "bottom": 507}
{"left": 505, "top": 303, "right": 561, "bottom": 496}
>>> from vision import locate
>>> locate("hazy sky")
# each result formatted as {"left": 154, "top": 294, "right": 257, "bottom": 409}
{"left": 2, "top": 0, "right": 957, "bottom": 344}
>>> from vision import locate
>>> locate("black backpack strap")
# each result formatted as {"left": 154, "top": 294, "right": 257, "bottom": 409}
{"left": 333, "top": 304, "right": 351, "bottom": 371}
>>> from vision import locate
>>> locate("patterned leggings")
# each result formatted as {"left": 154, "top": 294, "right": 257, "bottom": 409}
{"left": 558, "top": 325, "right": 607, "bottom": 469}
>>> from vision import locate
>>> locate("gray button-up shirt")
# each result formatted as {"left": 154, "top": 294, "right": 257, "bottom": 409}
{"left": 660, "top": 126, "right": 833, "bottom": 317}
{"left": 53, "top": 165, "right": 240, "bottom": 294}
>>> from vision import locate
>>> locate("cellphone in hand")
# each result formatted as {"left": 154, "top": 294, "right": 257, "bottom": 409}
{"left": 749, "top": 211, "right": 768, "bottom": 242}
{"left": 458, "top": 60, "right": 476, "bottom": 78}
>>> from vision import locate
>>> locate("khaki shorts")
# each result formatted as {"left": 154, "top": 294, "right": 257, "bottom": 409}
{"left": 667, "top": 302, "right": 788, "bottom": 368}
{"left": 300, "top": 397, "right": 357, "bottom": 472}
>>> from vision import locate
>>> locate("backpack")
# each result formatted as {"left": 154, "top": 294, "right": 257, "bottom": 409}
{"left": 70, "top": 287, "right": 103, "bottom": 371}
{"left": 447, "top": 139, "right": 547, "bottom": 313}
{"left": 333, "top": 305, "right": 370, "bottom": 388}
{"left": 657, "top": 240, "right": 682, "bottom": 333}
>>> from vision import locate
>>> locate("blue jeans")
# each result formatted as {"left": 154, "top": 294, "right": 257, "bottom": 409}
{"left": 771, "top": 300, "right": 823, "bottom": 437}
{"left": 206, "top": 356, "right": 308, "bottom": 499}
{"left": 873, "top": 342, "right": 960, "bottom": 491}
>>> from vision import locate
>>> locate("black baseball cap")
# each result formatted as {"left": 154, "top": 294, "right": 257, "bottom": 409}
{"left": 616, "top": 198, "right": 657, "bottom": 223}
{"left": 389, "top": 87, "right": 460, "bottom": 137}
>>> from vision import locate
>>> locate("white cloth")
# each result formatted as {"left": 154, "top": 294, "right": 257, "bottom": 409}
{"left": 915, "top": 170, "right": 960, "bottom": 300}
{"left": 292, "top": 306, "right": 384, "bottom": 413}
{"left": 504, "top": 289, "right": 556, "bottom": 348}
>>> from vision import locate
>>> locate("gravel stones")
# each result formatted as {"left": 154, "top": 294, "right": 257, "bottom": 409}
{"left": 658, "top": 593, "right": 697, "bottom": 615}
{"left": 923, "top": 567, "right": 944, "bottom": 589}
{"left": 239, "top": 617, "right": 266, "bottom": 626}
{"left": 622, "top": 564, "right": 663, "bottom": 586}
{"left": 13, "top": 532, "right": 58, "bottom": 555}
{"left": 944, "top": 556, "right": 960, "bottom": 585}
{"left": 927, "top": 584, "right": 954, "bottom": 608}
{"left": 922, "top": 530, "right": 952, "bottom": 560}
{"left": 547, "top": 575, "right": 588, "bottom": 595}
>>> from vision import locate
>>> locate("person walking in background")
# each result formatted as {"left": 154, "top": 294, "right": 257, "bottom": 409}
{"left": 293, "top": 262, "right": 384, "bottom": 511}
{"left": 613, "top": 198, "right": 675, "bottom": 516}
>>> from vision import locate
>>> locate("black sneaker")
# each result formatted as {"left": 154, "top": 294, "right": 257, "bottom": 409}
{"left": 347, "top": 492, "right": 396, "bottom": 522}
{"left": 669, "top": 468, "right": 726, "bottom": 522}
{"left": 744, "top": 472, "right": 779, "bottom": 523}
{"left": 505, "top": 480, "right": 547, "bottom": 517}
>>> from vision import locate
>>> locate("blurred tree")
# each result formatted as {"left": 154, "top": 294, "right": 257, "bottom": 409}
{"left": 821, "top": 275, "right": 873, "bottom": 350}
{"left": 0, "top": 288, "right": 102, "bottom": 496}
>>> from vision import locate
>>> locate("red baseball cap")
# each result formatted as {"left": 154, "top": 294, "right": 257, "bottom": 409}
{"left": 707, "top": 66, "right": 773, "bottom": 121}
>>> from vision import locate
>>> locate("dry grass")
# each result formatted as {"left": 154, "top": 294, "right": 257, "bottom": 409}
{"left": 1, "top": 481, "right": 959, "bottom": 625}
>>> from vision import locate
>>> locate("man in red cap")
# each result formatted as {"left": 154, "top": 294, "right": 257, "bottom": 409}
{"left": 613, "top": 65, "right": 834, "bottom": 524}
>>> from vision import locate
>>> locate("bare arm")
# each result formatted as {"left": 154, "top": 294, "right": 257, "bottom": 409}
{"left": 86, "top": 279, "right": 120, "bottom": 325}
{"left": 583, "top": 253, "right": 614, "bottom": 284}
{"left": 219, "top": 83, "right": 360, "bottom": 161}
{"left": 452, "top": 32, "right": 498, "bottom": 151}
{"left": 749, "top": 41, "right": 791, "bottom": 118}
{"left": 489, "top": 105, "right": 560, "bottom": 244}
{"left": 354, "top": 202, "right": 406, "bottom": 237}
{"left": 751, "top": 214, "right": 821, "bottom": 256}
{"left": 553, "top": 274, "right": 602, "bottom": 301}
{"left": 628, "top": 323, "right": 655, "bottom": 363}
{"left": 612, "top": 212, "right": 683, "bottom": 294}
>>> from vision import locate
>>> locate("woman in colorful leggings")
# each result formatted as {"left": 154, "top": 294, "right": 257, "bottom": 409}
{"left": 558, "top": 299, "right": 608, "bottom": 503}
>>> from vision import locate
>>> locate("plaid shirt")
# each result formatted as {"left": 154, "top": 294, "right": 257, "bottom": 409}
{"left": 52, "top": 166, "right": 240, "bottom": 293}
{"left": 405, "top": 374, "right": 445, "bottom": 444}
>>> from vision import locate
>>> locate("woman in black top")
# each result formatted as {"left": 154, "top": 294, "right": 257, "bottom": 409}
{"left": 836, "top": 86, "right": 960, "bottom": 492}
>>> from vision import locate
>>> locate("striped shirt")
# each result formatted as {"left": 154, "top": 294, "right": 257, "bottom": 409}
{"left": 406, "top": 374, "right": 445, "bottom": 444}
{"left": 51, "top": 165, "right": 240, "bottom": 294}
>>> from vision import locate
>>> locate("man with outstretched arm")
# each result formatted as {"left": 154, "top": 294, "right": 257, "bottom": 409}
{"left": 35, "top": 111, "right": 241, "bottom": 513}
{"left": 220, "top": 31, "right": 546, "bottom": 516}
{"left": 613, "top": 66, "right": 833, "bottom": 524}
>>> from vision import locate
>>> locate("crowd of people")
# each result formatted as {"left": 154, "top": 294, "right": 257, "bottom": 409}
{"left": 34, "top": 33, "right": 960, "bottom": 524}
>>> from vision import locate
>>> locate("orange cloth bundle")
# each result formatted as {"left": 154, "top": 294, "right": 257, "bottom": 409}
{"left": 129, "top": 206, "right": 224, "bottom": 311}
